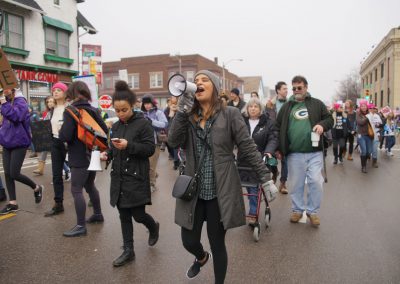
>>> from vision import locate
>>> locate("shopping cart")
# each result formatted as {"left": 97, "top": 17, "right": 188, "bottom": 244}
{"left": 238, "top": 165, "right": 272, "bottom": 242}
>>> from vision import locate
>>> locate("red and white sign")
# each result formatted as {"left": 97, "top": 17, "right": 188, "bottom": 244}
{"left": 99, "top": 95, "right": 112, "bottom": 109}
{"left": 14, "top": 69, "right": 59, "bottom": 83}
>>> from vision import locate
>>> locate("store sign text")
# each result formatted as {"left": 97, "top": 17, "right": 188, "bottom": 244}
{"left": 14, "top": 69, "right": 59, "bottom": 83}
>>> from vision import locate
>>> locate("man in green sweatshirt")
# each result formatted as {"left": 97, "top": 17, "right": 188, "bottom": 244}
{"left": 276, "top": 75, "right": 333, "bottom": 227}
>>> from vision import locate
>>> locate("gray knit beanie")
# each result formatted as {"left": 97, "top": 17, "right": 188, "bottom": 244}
{"left": 194, "top": 70, "right": 220, "bottom": 92}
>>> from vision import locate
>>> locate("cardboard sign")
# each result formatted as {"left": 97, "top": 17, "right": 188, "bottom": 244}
{"left": 0, "top": 48, "right": 18, "bottom": 89}
{"left": 380, "top": 106, "right": 392, "bottom": 118}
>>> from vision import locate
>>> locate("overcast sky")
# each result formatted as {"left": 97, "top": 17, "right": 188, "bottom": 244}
{"left": 78, "top": 0, "right": 400, "bottom": 102}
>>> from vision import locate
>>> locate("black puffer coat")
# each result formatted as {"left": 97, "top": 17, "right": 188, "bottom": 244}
{"left": 109, "top": 112, "right": 155, "bottom": 208}
{"left": 237, "top": 114, "right": 279, "bottom": 184}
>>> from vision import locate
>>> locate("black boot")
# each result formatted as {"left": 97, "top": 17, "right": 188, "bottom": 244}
{"left": 44, "top": 202, "right": 64, "bottom": 217}
{"left": 113, "top": 245, "right": 135, "bottom": 267}
{"left": 148, "top": 222, "right": 160, "bottom": 246}
{"left": 0, "top": 188, "right": 7, "bottom": 202}
{"left": 361, "top": 156, "right": 367, "bottom": 173}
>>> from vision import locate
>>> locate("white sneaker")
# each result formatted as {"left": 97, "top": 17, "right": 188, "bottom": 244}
{"left": 389, "top": 151, "right": 394, "bottom": 156}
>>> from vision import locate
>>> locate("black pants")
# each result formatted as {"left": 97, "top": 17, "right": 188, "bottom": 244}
{"left": 2, "top": 147, "right": 37, "bottom": 201}
{"left": 332, "top": 137, "right": 346, "bottom": 159}
{"left": 181, "top": 198, "right": 227, "bottom": 284}
{"left": 70, "top": 168, "right": 102, "bottom": 226}
{"left": 118, "top": 205, "right": 157, "bottom": 248}
{"left": 51, "top": 138, "right": 67, "bottom": 203}
{"left": 346, "top": 134, "right": 355, "bottom": 154}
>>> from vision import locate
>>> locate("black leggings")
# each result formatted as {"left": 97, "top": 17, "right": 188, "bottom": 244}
{"left": 118, "top": 206, "right": 157, "bottom": 248}
{"left": 70, "top": 168, "right": 102, "bottom": 226}
{"left": 2, "top": 147, "right": 37, "bottom": 201}
{"left": 181, "top": 198, "right": 227, "bottom": 284}
{"left": 346, "top": 134, "right": 355, "bottom": 154}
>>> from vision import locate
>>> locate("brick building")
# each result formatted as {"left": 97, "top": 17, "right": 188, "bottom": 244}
{"left": 100, "top": 54, "right": 244, "bottom": 108}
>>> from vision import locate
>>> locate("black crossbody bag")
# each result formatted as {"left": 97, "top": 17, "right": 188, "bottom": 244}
{"left": 172, "top": 124, "right": 211, "bottom": 201}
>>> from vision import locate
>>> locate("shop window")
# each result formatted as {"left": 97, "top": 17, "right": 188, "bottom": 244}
{"left": 1, "top": 12, "right": 24, "bottom": 49}
{"left": 45, "top": 26, "right": 69, "bottom": 58}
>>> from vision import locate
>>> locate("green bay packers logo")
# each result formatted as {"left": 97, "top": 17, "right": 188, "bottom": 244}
{"left": 293, "top": 108, "right": 309, "bottom": 120}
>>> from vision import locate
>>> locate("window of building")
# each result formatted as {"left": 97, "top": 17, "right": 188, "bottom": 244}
{"left": 0, "top": 12, "right": 24, "bottom": 49}
{"left": 374, "top": 69, "right": 377, "bottom": 82}
{"left": 374, "top": 93, "right": 377, "bottom": 104}
{"left": 150, "top": 72, "right": 163, "bottom": 88}
{"left": 186, "top": 71, "right": 195, "bottom": 82}
{"left": 45, "top": 26, "right": 69, "bottom": 57}
{"left": 112, "top": 76, "right": 119, "bottom": 87}
{"left": 54, "top": 0, "right": 60, "bottom": 5}
{"left": 380, "top": 63, "right": 384, "bottom": 79}
{"left": 104, "top": 77, "right": 112, "bottom": 89}
{"left": 387, "top": 57, "right": 390, "bottom": 82}
{"left": 380, "top": 90, "right": 383, "bottom": 107}
{"left": 387, "top": 88, "right": 390, "bottom": 107}
{"left": 369, "top": 73, "right": 372, "bottom": 84}
{"left": 129, "top": 73, "right": 140, "bottom": 89}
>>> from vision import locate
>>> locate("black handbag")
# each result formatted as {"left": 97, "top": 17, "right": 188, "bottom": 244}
{"left": 172, "top": 127, "right": 209, "bottom": 201}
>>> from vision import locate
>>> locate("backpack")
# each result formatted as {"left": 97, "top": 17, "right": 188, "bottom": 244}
{"left": 65, "top": 105, "right": 108, "bottom": 151}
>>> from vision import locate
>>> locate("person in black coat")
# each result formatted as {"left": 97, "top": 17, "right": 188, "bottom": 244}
{"left": 59, "top": 81, "right": 108, "bottom": 237}
{"left": 237, "top": 98, "right": 279, "bottom": 224}
{"left": 101, "top": 81, "right": 159, "bottom": 267}
{"left": 331, "top": 103, "right": 351, "bottom": 164}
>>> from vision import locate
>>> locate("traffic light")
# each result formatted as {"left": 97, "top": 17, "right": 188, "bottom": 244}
{"left": 365, "top": 89, "right": 369, "bottom": 98}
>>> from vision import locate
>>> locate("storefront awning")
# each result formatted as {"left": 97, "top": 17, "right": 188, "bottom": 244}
{"left": 2, "top": 0, "right": 45, "bottom": 15}
{"left": 77, "top": 11, "right": 97, "bottom": 34}
{"left": 43, "top": 16, "right": 74, "bottom": 33}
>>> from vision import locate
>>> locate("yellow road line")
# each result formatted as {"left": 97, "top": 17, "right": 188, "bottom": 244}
{"left": 0, "top": 213, "right": 17, "bottom": 221}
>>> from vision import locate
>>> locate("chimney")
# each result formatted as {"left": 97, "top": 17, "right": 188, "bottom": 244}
{"left": 214, "top": 57, "right": 218, "bottom": 65}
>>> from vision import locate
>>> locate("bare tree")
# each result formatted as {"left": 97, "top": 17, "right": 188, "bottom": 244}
{"left": 335, "top": 69, "right": 362, "bottom": 103}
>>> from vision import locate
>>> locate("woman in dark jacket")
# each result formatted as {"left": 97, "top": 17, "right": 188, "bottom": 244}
{"left": 168, "top": 70, "right": 271, "bottom": 284}
{"left": 59, "top": 81, "right": 108, "bottom": 237}
{"left": 101, "top": 81, "right": 159, "bottom": 267}
{"left": 0, "top": 88, "right": 44, "bottom": 214}
{"left": 238, "top": 97, "right": 278, "bottom": 224}
{"left": 331, "top": 103, "right": 351, "bottom": 164}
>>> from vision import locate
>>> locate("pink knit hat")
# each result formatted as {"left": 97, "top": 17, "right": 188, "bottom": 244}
{"left": 52, "top": 82, "right": 68, "bottom": 93}
{"left": 359, "top": 99, "right": 368, "bottom": 107}
{"left": 368, "top": 103, "right": 376, "bottom": 109}
{"left": 333, "top": 103, "right": 342, "bottom": 110}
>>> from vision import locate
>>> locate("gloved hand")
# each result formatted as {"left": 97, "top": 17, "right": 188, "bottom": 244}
{"left": 262, "top": 180, "right": 278, "bottom": 202}
{"left": 177, "top": 92, "right": 195, "bottom": 113}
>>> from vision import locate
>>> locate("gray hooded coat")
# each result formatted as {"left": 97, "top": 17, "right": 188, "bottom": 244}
{"left": 168, "top": 106, "right": 270, "bottom": 230}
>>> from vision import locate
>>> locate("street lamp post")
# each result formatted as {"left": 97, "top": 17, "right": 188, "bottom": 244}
{"left": 222, "top": 58, "right": 243, "bottom": 93}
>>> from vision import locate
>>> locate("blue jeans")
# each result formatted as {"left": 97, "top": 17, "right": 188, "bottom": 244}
{"left": 357, "top": 135, "right": 373, "bottom": 157}
{"left": 385, "top": 136, "right": 395, "bottom": 152}
{"left": 246, "top": 187, "right": 258, "bottom": 216}
{"left": 287, "top": 152, "right": 324, "bottom": 215}
{"left": 372, "top": 139, "right": 379, "bottom": 159}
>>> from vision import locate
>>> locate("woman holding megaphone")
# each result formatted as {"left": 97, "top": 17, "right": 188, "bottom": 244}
{"left": 168, "top": 70, "right": 272, "bottom": 283}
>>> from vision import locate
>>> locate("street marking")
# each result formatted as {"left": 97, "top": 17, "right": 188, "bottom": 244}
{"left": 0, "top": 213, "right": 17, "bottom": 221}
{"left": 299, "top": 211, "right": 307, "bottom": 223}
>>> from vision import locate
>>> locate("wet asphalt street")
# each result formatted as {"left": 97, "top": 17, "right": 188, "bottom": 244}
{"left": 0, "top": 148, "right": 400, "bottom": 284}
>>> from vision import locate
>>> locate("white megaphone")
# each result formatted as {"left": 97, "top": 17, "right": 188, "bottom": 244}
{"left": 88, "top": 148, "right": 103, "bottom": 171}
{"left": 168, "top": 74, "right": 198, "bottom": 97}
